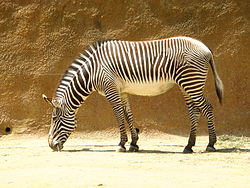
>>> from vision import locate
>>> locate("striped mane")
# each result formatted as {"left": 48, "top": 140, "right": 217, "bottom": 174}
{"left": 54, "top": 41, "right": 106, "bottom": 104}
{"left": 56, "top": 40, "right": 113, "bottom": 93}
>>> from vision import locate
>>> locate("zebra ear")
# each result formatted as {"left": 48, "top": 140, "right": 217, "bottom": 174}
{"left": 42, "top": 94, "right": 55, "bottom": 107}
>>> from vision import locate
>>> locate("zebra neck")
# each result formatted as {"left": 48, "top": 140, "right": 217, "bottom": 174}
{"left": 55, "top": 61, "right": 94, "bottom": 109}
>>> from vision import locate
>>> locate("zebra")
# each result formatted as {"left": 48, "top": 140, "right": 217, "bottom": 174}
{"left": 43, "top": 36, "right": 223, "bottom": 153}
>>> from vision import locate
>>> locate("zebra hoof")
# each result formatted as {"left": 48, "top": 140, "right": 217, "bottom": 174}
{"left": 129, "top": 145, "right": 139, "bottom": 152}
{"left": 206, "top": 146, "right": 216, "bottom": 152}
{"left": 116, "top": 146, "right": 126, "bottom": 152}
{"left": 183, "top": 146, "right": 193, "bottom": 153}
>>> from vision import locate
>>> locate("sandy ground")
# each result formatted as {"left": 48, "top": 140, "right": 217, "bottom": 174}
{"left": 0, "top": 131, "right": 250, "bottom": 188}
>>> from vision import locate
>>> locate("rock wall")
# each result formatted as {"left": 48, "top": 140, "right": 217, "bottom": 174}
{"left": 0, "top": 0, "right": 249, "bottom": 136}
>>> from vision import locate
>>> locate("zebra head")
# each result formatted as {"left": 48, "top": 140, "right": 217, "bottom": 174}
{"left": 43, "top": 94, "right": 76, "bottom": 151}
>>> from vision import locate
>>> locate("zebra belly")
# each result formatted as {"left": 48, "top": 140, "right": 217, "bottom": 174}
{"left": 120, "top": 81, "right": 175, "bottom": 96}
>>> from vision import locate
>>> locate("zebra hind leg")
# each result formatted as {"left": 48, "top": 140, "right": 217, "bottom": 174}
{"left": 194, "top": 95, "right": 217, "bottom": 152}
{"left": 182, "top": 92, "right": 200, "bottom": 153}
{"left": 121, "top": 94, "right": 139, "bottom": 152}
{"left": 196, "top": 96, "right": 217, "bottom": 152}
{"left": 204, "top": 101, "right": 217, "bottom": 152}
{"left": 177, "top": 67, "right": 216, "bottom": 152}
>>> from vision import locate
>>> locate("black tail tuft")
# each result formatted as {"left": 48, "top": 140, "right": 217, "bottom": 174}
{"left": 215, "top": 78, "right": 224, "bottom": 104}
{"left": 209, "top": 57, "right": 224, "bottom": 105}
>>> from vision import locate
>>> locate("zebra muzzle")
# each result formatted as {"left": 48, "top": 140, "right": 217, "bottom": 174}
{"left": 51, "top": 142, "right": 63, "bottom": 152}
{"left": 54, "top": 143, "right": 63, "bottom": 152}
{"left": 49, "top": 138, "right": 63, "bottom": 152}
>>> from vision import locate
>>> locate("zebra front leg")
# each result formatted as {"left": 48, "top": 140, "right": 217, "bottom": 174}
{"left": 121, "top": 94, "right": 139, "bottom": 152}
{"left": 105, "top": 87, "right": 128, "bottom": 152}
{"left": 182, "top": 92, "right": 200, "bottom": 153}
{"left": 117, "top": 123, "right": 128, "bottom": 152}
{"left": 128, "top": 128, "right": 139, "bottom": 152}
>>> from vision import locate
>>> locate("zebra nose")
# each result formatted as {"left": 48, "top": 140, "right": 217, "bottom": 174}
{"left": 49, "top": 141, "right": 63, "bottom": 151}
{"left": 52, "top": 143, "right": 63, "bottom": 151}
{"left": 48, "top": 136, "right": 63, "bottom": 151}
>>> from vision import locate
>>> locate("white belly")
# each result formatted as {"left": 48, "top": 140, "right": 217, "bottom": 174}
{"left": 120, "top": 81, "right": 175, "bottom": 96}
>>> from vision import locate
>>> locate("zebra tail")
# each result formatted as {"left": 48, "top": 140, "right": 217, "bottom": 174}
{"left": 209, "top": 55, "right": 224, "bottom": 104}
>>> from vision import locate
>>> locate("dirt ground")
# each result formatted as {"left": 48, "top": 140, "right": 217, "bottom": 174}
{"left": 0, "top": 130, "right": 250, "bottom": 188}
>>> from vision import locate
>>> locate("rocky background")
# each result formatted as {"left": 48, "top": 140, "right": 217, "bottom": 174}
{"left": 0, "top": 0, "right": 249, "bottom": 136}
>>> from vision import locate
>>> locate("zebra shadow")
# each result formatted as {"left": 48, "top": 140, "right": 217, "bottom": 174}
{"left": 215, "top": 148, "right": 250, "bottom": 153}
{"left": 63, "top": 148, "right": 182, "bottom": 154}
{"left": 62, "top": 146, "right": 250, "bottom": 154}
{"left": 62, "top": 144, "right": 184, "bottom": 154}
{"left": 62, "top": 144, "right": 116, "bottom": 152}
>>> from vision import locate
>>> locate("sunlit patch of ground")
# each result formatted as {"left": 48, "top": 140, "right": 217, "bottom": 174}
{"left": 0, "top": 131, "right": 250, "bottom": 188}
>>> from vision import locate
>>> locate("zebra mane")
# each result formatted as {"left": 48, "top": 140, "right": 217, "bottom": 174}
{"left": 55, "top": 40, "right": 113, "bottom": 100}
{"left": 79, "top": 40, "right": 113, "bottom": 62}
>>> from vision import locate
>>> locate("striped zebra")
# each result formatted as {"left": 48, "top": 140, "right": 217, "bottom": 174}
{"left": 43, "top": 36, "right": 223, "bottom": 153}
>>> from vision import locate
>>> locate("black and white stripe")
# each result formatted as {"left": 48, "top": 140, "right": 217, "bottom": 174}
{"left": 47, "top": 36, "right": 223, "bottom": 153}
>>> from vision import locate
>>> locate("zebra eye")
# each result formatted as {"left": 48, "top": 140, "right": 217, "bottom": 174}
{"left": 52, "top": 108, "right": 62, "bottom": 121}
{"left": 52, "top": 116, "right": 57, "bottom": 121}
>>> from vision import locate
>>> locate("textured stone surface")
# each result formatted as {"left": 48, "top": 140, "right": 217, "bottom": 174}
{"left": 0, "top": 0, "right": 249, "bottom": 135}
